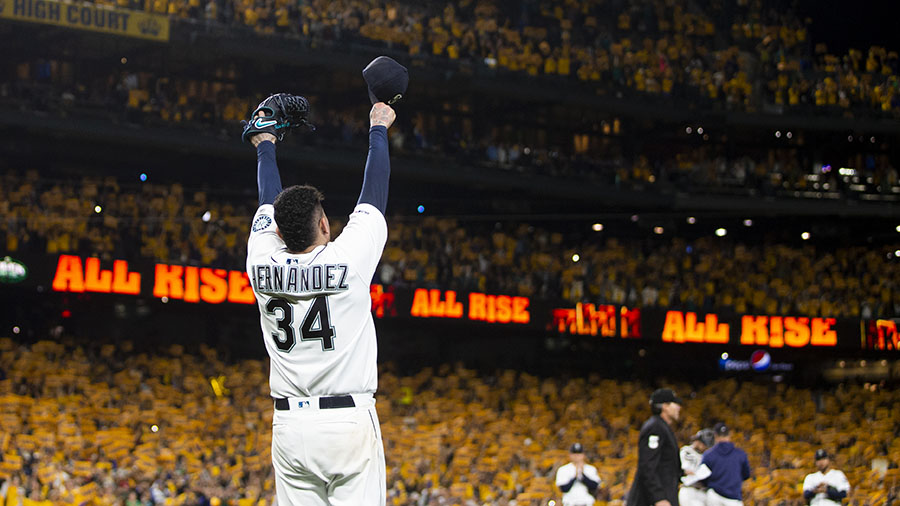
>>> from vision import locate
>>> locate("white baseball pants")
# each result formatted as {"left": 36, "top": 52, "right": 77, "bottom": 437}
{"left": 706, "top": 488, "right": 743, "bottom": 506}
{"left": 679, "top": 486, "right": 708, "bottom": 506}
{"left": 271, "top": 394, "right": 385, "bottom": 506}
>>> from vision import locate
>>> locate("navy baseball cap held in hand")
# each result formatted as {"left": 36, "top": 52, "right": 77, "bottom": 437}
{"left": 363, "top": 56, "right": 409, "bottom": 105}
{"left": 649, "top": 388, "right": 683, "bottom": 405}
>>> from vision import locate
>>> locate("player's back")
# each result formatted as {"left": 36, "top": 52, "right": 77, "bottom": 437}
{"left": 247, "top": 203, "right": 387, "bottom": 398}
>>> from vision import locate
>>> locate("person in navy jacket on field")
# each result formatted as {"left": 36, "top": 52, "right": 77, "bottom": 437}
{"left": 700, "top": 423, "right": 751, "bottom": 506}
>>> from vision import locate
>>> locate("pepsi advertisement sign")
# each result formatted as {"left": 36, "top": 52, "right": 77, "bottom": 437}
{"left": 718, "top": 350, "right": 794, "bottom": 372}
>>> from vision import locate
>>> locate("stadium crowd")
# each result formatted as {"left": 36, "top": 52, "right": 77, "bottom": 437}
{"left": 3, "top": 62, "right": 899, "bottom": 198}
{"left": 1, "top": 338, "right": 899, "bottom": 505}
{"left": 2, "top": 169, "right": 899, "bottom": 319}
{"left": 31, "top": 0, "right": 900, "bottom": 117}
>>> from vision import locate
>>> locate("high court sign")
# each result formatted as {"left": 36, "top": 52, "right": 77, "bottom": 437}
{"left": 0, "top": 0, "right": 170, "bottom": 41}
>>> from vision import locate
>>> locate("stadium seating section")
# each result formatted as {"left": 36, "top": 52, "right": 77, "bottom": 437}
{"left": 5, "top": 2, "right": 900, "bottom": 505}
{"left": 1, "top": 338, "right": 898, "bottom": 505}
{"left": 2, "top": 170, "right": 898, "bottom": 319}
{"left": 5, "top": 62, "right": 899, "bottom": 198}
{"left": 9, "top": 0, "right": 899, "bottom": 117}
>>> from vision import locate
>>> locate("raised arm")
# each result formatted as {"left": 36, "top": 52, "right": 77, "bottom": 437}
{"left": 356, "top": 103, "right": 396, "bottom": 214}
{"left": 251, "top": 131, "right": 282, "bottom": 207}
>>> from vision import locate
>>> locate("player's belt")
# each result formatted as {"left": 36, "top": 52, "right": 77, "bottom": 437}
{"left": 274, "top": 395, "right": 355, "bottom": 410}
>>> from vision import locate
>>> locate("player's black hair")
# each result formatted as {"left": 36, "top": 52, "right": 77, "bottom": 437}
{"left": 650, "top": 403, "right": 663, "bottom": 415}
{"left": 273, "top": 185, "right": 325, "bottom": 252}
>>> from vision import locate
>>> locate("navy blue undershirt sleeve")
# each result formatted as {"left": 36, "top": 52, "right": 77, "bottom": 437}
{"left": 581, "top": 474, "right": 599, "bottom": 494}
{"left": 356, "top": 125, "right": 390, "bottom": 214}
{"left": 558, "top": 477, "right": 576, "bottom": 493}
{"left": 826, "top": 486, "right": 846, "bottom": 501}
{"left": 803, "top": 490, "right": 815, "bottom": 502}
{"left": 257, "top": 141, "right": 283, "bottom": 206}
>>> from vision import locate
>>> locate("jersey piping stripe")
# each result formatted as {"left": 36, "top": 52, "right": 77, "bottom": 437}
{"left": 307, "top": 245, "right": 327, "bottom": 265}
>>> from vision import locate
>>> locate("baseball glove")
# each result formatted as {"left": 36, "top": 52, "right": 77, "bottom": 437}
{"left": 241, "top": 93, "right": 315, "bottom": 143}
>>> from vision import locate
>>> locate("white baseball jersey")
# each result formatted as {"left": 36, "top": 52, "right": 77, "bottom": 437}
{"left": 802, "top": 469, "right": 850, "bottom": 506}
{"left": 679, "top": 445, "right": 703, "bottom": 488}
{"left": 555, "top": 462, "right": 601, "bottom": 506}
{"left": 680, "top": 445, "right": 708, "bottom": 506}
{"left": 247, "top": 203, "right": 387, "bottom": 398}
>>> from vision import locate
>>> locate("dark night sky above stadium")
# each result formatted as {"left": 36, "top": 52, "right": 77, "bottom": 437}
{"left": 796, "top": 0, "right": 900, "bottom": 53}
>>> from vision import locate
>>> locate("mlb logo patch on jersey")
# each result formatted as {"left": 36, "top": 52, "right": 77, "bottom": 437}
{"left": 253, "top": 215, "right": 273, "bottom": 232}
{"left": 298, "top": 400, "right": 310, "bottom": 408}
{"left": 648, "top": 435, "right": 659, "bottom": 449}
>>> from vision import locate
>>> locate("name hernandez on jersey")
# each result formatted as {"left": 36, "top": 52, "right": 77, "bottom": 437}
{"left": 247, "top": 202, "right": 387, "bottom": 399}
{"left": 250, "top": 263, "right": 350, "bottom": 294}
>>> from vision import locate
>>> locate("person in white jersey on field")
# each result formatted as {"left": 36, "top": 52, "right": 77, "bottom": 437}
{"left": 555, "top": 443, "right": 602, "bottom": 506}
{"left": 679, "top": 429, "right": 714, "bottom": 506}
{"left": 244, "top": 94, "right": 396, "bottom": 506}
{"left": 802, "top": 449, "right": 850, "bottom": 506}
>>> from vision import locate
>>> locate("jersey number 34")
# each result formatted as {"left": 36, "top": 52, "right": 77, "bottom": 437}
{"left": 265, "top": 296, "right": 335, "bottom": 352}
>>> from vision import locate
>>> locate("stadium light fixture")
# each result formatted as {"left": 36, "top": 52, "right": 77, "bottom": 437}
{"left": 202, "top": 211, "right": 212, "bottom": 222}
{"left": 687, "top": 216, "right": 696, "bottom": 224}
{"left": 895, "top": 225, "right": 900, "bottom": 233}
{"left": 592, "top": 223, "right": 604, "bottom": 232}
{"left": 12, "top": 326, "right": 20, "bottom": 334}
{"left": 715, "top": 228, "right": 727, "bottom": 237}
{"left": 654, "top": 227, "right": 664, "bottom": 234}
{"left": 801, "top": 232, "right": 810, "bottom": 240}
{"left": 572, "top": 254, "right": 580, "bottom": 262}
{"left": 94, "top": 205, "right": 102, "bottom": 214}
{"left": 743, "top": 219, "right": 753, "bottom": 227}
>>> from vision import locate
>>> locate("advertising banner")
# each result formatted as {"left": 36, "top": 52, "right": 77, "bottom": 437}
{"left": 1, "top": 0, "right": 170, "bottom": 41}
{"left": 20, "top": 254, "right": 876, "bottom": 348}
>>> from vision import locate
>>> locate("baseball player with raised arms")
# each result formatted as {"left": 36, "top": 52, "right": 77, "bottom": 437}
{"left": 242, "top": 58, "right": 405, "bottom": 504}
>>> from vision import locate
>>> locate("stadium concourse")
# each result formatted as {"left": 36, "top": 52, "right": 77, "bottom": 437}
{"left": 0, "top": 338, "right": 898, "bottom": 506}
{"left": 3, "top": 66, "right": 899, "bottom": 197}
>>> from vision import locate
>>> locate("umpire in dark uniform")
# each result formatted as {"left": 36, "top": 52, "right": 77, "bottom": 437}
{"left": 626, "top": 388, "right": 684, "bottom": 506}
